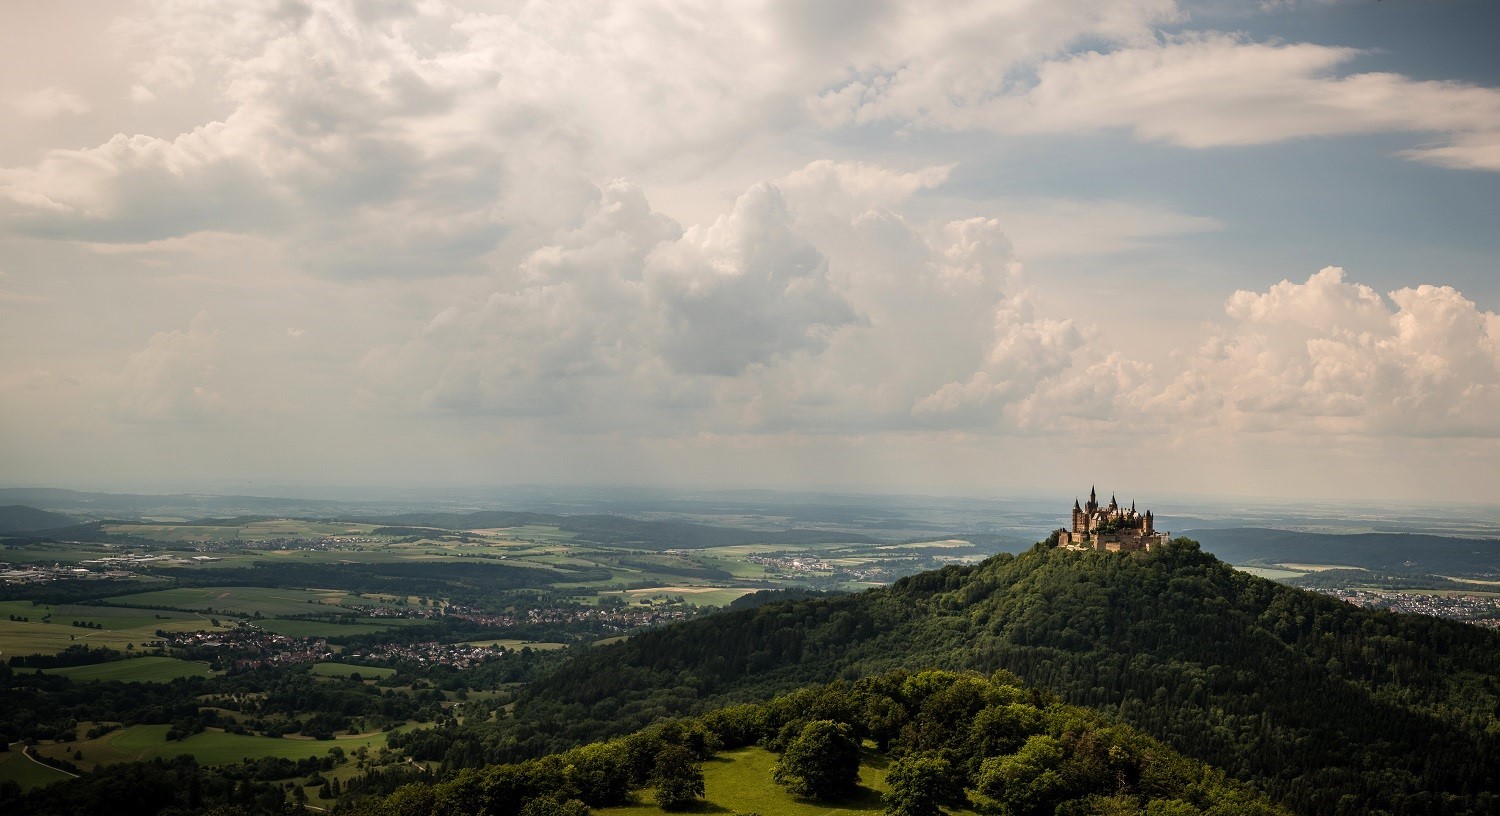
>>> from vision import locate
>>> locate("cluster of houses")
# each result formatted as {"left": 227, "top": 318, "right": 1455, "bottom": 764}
{"left": 162, "top": 628, "right": 334, "bottom": 669}
{"left": 341, "top": 640, "right": 511, "bottom": 668}
{"left": 446, "top": 602, "right": 696, "bottom": 630}
{"left": 1315, "top": 588, "right": 1500, "bottom": 629}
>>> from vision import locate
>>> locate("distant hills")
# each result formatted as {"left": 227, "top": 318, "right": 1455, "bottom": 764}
{"left": 501, "top": 539, "right": 1498, "bottom": 815}
{"left": 0, "top": 505, "right": 77, "bottom": 534}
{"left": 1187, "top": 527, "right": 1500, "bottom": 575}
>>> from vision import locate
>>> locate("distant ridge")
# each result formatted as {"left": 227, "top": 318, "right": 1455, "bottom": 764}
{"left": 1187, "top": 527, "right": 1500, "bottom": 574}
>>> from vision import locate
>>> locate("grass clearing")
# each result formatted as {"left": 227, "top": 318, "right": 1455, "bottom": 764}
{"left": 309, "top": 662, "right": 397, "bottom": 679}
{"left": 41, "top": 656, "right": 211, "bottom": 683}
{"left": 600, "top": 746, "right": 977, "bottom": 816}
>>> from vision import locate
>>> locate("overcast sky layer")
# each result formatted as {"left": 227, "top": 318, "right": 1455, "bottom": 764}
{"left": 3, "top": 0, "right": 1499, "bottom": 503}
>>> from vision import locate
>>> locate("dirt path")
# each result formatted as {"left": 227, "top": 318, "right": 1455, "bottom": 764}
{"left": 12, "top": 743, "right": 80, "bottom": 779}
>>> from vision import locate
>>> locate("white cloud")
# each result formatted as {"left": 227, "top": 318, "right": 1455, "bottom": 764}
{"left": 115, "top": 311, "right": 225, "bottom": 422}
{"left": 1192, "top": 267, "right": 1500, "bottom": 435}
{"left": 1018, "top": 267, "right": 1500, "bottom": 438}
{"left": 822, "top": 32, "right": 1500, "bottom": 171}
{"left": 9, "top": 87, "right": 90, "bottom": 119}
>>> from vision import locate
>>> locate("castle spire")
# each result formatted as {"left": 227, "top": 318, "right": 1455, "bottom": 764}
{"left": 1090, "top": 485, "right": 1096, "bottom": 503}
{"left": 1074, "top": 498, "right": 1081, "bottom": 511}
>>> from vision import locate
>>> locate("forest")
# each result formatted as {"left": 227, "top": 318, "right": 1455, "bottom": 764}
{"left": 440, "top": 538, "right": 1499, "bottom": 815}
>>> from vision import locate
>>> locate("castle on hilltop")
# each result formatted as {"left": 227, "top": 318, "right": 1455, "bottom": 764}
{"left": 1060, "top": 487, "right": 1169, "bottom": 552}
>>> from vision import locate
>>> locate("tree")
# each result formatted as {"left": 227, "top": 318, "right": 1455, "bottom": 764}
{"left": 883, "top": 754, "right": 953, "bottom": 816}
{"left": 652, "top": 744, "right": 705, "bottom": 810}
{"left": 773, "top": 720, "right": 861, "bottom": 800}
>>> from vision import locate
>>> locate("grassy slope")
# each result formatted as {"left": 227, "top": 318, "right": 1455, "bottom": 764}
{"left": 601, "top": 746, "right": 958, "bottom": 816}
{"left": 0, "top": 748, "right": 72, "bottom": 791}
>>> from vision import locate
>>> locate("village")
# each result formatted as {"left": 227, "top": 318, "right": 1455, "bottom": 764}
{"left": 1313, "top": 587, "right": 1500, "bottom": 629}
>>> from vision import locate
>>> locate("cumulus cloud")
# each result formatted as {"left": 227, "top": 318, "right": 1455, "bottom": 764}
{"left": 115, "top": 311, "right": 224, "bottom": 422}
{"left": 364, "top": 164, "right": 1112, "bottom": 436}
{"left": 648, "top": 183, "right": 861, "bottom": 376}
{"left": 1189, "top": 268, "right": 1500, "bottom": 435}
{"left": 1011, "top": 268, "right": 1500, "bottom": 438}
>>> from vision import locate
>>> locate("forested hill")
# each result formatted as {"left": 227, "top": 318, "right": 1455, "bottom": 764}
{"left": 0, "top": 505, "right": 76, "bottom": 533}
{"left": 512, "top": 538, "right": 1499, "bottom": 816}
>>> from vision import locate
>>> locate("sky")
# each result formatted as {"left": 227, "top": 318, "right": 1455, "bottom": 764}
{"left": 2, "top": 0, "right": 1499, "bottom": 503}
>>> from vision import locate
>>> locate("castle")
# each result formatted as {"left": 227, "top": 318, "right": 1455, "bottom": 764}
{"left": 1060, "top": 487, "right": 1169, "bottom": 552}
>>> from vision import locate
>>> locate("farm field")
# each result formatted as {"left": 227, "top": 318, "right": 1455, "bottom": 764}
{"left": 104, "top": 586, "right": 363, "bottom": 617}
{"left": 603, "top": 586, "right": 757, "bottom": 607}
{"left": 0, "top": 615, "right": 220, "bottom": 658}
{"left": 40, "top": 656, "right": 211, "bottom": 683}
{"left": 34, "top": 723, "right": 396, "bottom": 770}
{"left": 459, "top": 638, "right": 567, "bottom": 650}
{"left": 254, "top": 617, "right": 423, "bottom": 638}
{"left": 599, "top": 745, "right": 979, "bottom": 816}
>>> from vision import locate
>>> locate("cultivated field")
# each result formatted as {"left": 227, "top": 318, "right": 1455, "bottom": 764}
{"left": 40, "top": 656, "right": 212, "bottom": 683}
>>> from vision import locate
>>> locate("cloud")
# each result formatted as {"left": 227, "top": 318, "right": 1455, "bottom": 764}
{"left": 9, "top": 87, "right": 91, "bottom": 119}
{"left": 0, "top": 0, "right": 1183, "bottom": 262}
{"left": 115, "top": 311, "right": 224, "bottom": 422}
{"left": 647, "top": 183, "right": 861, "bottom": 376}
{"left": 1190, "top": 267, "right": 1500, "bottom": 435}
{"left": 1014, "top": 267, "right": 1500, "bottom": 438}
{"left": 821, "top": 32, "right": 1500, "bottom": 171}
{"left": 364, "top": 164, "right": 1110, "bottom": 436}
